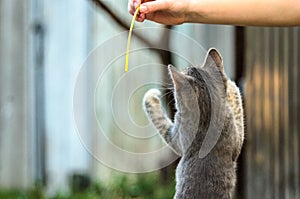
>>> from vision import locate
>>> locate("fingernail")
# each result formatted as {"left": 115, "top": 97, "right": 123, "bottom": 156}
{"left": 140, "top": 13, "right": 145, "bottom": 19}
{"left": 140, "top": 5, "right": 147, "bottom": 13}
{"left": 136, "top": 17, "right": 143, "bottom": 22}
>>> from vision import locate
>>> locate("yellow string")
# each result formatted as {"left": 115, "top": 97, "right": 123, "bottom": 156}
{"left": 125, "top": 6, "right": 140, "bottom": 72}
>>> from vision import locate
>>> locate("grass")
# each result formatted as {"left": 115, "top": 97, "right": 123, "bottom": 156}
{"left": 0, "top": 173, "right": 175, "bottom": 199}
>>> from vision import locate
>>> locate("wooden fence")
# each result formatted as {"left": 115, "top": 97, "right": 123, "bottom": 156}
{"left": 244, "top": 27, "right": 300, "bottom": 199}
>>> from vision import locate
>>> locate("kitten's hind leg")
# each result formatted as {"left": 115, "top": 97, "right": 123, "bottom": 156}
{"left": 143, "top": 89, "right": 181, "bottom": 155}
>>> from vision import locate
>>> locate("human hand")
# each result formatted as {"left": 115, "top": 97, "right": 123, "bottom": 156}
{"left": 129, "top": 0, "right": 300, "bottom": 26}
{"left": 128, "top": 0, "right": 189, "bottom": 25}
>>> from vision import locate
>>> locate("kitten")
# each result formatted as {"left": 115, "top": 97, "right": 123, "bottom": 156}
{"left": 143, "top": 48, "right": 244, "bottom": 199}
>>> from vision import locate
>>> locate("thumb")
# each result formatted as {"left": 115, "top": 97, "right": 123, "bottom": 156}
{"left": 133, "top": 0, "right": 142, "bottom": 8}
{"left": 140, "top": 0, "right": 170, "bottom": 13}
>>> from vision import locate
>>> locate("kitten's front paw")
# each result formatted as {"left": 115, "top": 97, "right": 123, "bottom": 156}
{"left": 143, "top": 89, "right": 161, "bottom": 108}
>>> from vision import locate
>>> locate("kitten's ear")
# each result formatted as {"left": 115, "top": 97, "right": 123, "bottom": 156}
{"left": 204, "top": 48, "right": 223, "bottom": 70}
{"left": 168, "top": 64, "right": 186, "bottom": 89}
{"left": 203, "top": 48, "right": 228, "bottom": 89}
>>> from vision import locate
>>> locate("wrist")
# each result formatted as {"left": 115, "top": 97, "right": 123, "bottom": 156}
{"left": 184, "top": 0, "right": 208, "bottom": 23}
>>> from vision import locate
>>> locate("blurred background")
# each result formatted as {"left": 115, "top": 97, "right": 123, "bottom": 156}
{"left": 0, "top": 0, "right": 299, "bottom": 199}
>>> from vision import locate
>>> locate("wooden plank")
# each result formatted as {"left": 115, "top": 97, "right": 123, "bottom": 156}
{"left": 273, "top": 28, "right": 281, "bottom": 199}
{"left": 245, "top": 27, "right": 255, "bottom": 198}
{"left": 244, "top": 26, "right": 300, "bottom": 199}
{"left": 262, "top": 28, "right": 271, "bottom": 199}
{"left": 252, "top": 27, "right": 259, "bottom": 197}
{"left": 296, "top": 28, "right": 300, "bottom": 199}
{"left": 283, "top": 28, "right": 290, "bottom": 199}
{"left": 0, "top": 0, "right": 33, "bottom": 188}
{"left": 287, "top": 27, "right": 298, "bottom": 199}
{"left": 267, "top": 28, "right": 276, "bottom": 199}
{"left": 255, "top": 28, "right": 267, "bottom": 198}
{"left": 277, "top": 28, "right": 286, "bottom": 199}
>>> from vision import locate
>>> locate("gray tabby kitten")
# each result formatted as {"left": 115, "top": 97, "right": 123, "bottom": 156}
{"left": 143, "top": 49, "right": 244, "bottom": 199}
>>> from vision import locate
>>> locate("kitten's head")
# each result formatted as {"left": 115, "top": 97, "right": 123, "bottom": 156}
{"left": 169, "top": 48, "right": 228, "bottom": 133}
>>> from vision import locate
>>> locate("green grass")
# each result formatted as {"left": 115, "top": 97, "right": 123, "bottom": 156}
{"left": 0, "top": 173, "right": 175, "bottom": 199}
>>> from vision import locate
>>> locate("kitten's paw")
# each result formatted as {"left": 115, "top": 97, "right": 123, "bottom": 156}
{"left": 143, "top": 89, "right": 161, "bottom": 108}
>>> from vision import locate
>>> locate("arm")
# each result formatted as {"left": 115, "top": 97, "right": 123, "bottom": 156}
{"left": 187, "top": 0, "right": 300, "bottom": 26}
{"left": 128, "top": 0, "right": 300, "bottom": 26}
{"left": 143, "top": 89, "right": 182, "bottom": 155}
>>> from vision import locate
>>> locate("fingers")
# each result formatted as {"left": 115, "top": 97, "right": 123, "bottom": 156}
{"left": 128, "top": 0, "right": 134, "bottom": 15}
{"left": 134, "top": 0, "right": 142, "bottom": 10}
{"left": 128, "top": 0, "right": 135, "bottom": 15}
{"left": 136, "top": 13, "right": 146, "bottom": 22}
{"left": 140, "top": 0, "right": 171, "bottom": 14}
{"left": 128, "top": 0, "right": 142, "bottom": 15}
{"left": 128, "top": 0, "right": 146, "bottom": 22}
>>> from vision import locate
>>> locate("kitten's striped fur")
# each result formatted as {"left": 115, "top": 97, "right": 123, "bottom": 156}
{"left": 143, "top": 49, "right": 244, "bottom": 199}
